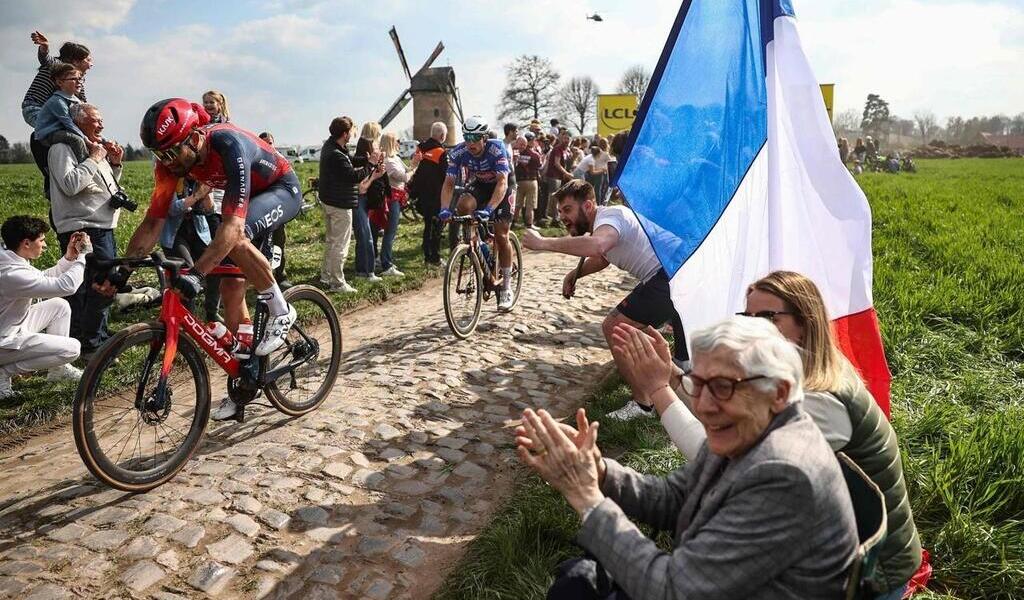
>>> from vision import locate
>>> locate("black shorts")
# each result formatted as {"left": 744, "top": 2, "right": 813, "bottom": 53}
{"left": 465, "top": 180, "right": 515, "bottom": 222}
{"left": 616, "top": 269, "right": 689, "bottom": 362}
{"left": 242, "top": 170, "right": 302, "bottom": 260}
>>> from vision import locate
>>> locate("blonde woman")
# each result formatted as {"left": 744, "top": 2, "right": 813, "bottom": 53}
{"left": 352, "top": 121, "right": 382, "bottom": 279}
{"left": 202, "top": 90, "right": 230, "bottom": 124}
{"left": 611, "top": 271, "right": 921, "bottom": 599}
{"left": 375, "top": 132, "right": 409, "bottom": 277}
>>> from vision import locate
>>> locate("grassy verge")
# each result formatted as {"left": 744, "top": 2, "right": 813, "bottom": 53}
{"left": 437, "top": 159, "right": 1024, "bottom": 600}
{"left": 0, "top": 161, "right": 562, "bottom": 436}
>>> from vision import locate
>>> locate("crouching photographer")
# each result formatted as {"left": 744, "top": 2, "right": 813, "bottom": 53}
{"left": 47, "top": 102, "right": 130, "bottom": 360}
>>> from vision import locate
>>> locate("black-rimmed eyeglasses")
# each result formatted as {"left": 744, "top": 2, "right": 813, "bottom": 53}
{"left": 680, "top": 372, "right": 768, "bottom": 402}
{"left": 736, "top": 310, "right": 798, "bottom": 322}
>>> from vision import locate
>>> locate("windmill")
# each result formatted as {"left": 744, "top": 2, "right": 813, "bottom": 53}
{"left": 379, "top": 27, "right": 463, "bottom": 145}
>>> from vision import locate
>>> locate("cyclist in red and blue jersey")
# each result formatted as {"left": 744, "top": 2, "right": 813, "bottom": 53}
{"left": 439, "top": 116, "right": 517, "bottom": 311}
{"left": 110, "top": 98, "right": 301, "bottom": 420}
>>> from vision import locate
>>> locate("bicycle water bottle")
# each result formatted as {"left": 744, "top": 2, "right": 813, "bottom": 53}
{"left": 232, "top": 321, "right": 254, "bottom": 358}
{"left": 206, "top": 322, "right": 234, "bottom": 349}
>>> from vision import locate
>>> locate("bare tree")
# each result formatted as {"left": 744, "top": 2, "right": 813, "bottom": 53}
{"left": 833, "top": 109, "right": 861, "bottom": 134}
{"left": 497, "top": 55, "right": 562, "bottom": 122}
{"left": 561, "top": 76, "right": 600, "bottom": 135}
{"left": 913, "top": 110, "right": 938, "bottom": 144}
{"left": 617, "top": 65, "right": 650, "bottom": 100}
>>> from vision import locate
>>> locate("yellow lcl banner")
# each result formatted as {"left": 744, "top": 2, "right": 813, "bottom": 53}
{"left": 820, "top": 83, "right": 834, "bottom": 123}
{"left": 597, "top": 94, "right": 638, "bottom": 137}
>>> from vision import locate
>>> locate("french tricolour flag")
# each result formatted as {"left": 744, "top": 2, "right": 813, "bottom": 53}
{"left": 614, "top": 0, "right": 893, "bottom": 416}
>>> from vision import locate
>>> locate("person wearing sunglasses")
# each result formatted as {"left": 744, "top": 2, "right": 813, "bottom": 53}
{"left": 517, "top": 316, "right": 858, "bottom": 599}
{"left": 100, "top": 98, "right": 303, "bottom": 421}
{"left": 438, "top": 115, "right": 518, "bottom": 311}
{"left": 611, "top": 270, "right": 921, "bottom": 600}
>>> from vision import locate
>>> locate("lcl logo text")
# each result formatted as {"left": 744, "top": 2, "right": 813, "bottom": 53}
{"left": 603, "top": 108, "right": 638, "bottom": 119}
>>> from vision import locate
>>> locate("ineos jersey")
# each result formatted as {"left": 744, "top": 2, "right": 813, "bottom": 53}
{"left": 147, "top": 123, "right": 293, "bottom": 220}
{"left": 446, "top": 139, "right": 509, "bottom": 185}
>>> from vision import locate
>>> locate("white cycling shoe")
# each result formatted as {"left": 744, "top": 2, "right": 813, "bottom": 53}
{"left": 211, "top": 398, "right": 240, "bottom": 421}
{"left": 497, "top": 288, "right": 514, "bottom": 312}
{"left": 255, "top": 304, "right": 297, "bottom": 357}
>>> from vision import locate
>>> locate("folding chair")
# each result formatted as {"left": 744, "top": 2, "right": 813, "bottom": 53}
{"left": 838, "top": 452, "right": 888, "bottom": 600}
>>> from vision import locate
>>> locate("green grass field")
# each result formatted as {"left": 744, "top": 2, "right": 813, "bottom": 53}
{"left": 436, "top": 158, "right": 1024, "bottom": 600}
{"left": 0, "top": 160, "right": 559, "bottom": 435}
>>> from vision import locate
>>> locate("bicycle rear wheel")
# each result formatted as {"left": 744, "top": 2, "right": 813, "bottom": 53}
{"left": 73, "top": 322, "right": 211, "bottom": 492}
{"left": 265, "top": 285, "right": 342, "bottom": 415}
{"left": 443, "top": 244, "right": 483, "bottom": 339}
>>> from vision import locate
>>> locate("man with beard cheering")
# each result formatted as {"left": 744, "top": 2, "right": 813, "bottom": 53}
{"left": 521, "top": 179, "right": 689, "bottom": 421}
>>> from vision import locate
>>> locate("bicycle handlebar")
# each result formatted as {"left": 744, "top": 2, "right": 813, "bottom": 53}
{"left": 449, "top": 214, "right": 490, "bottom": 224}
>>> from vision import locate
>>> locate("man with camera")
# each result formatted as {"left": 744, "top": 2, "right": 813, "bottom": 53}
{"left": 48, "top": 102, "right": 126, "bottom": 359}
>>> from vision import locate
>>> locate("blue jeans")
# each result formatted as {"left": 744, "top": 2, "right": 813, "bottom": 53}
{"left": 58, "top": 228, "right": 116, "bottom": 353}
{"left": 875, "top": 583, "right": 908, "bottom": 600}
{"left": 22, "top": 104, "right": 41, "bottom": 127}
{"left": 352, "top": 195, "right": 375, "bottom": 275}
{"left": 371, "top": 199, "right": 401, "bottom": 270}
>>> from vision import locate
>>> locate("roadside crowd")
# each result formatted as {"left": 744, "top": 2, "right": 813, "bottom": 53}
{"left": 1, "top": 31, "right": 925, "bottom": 600}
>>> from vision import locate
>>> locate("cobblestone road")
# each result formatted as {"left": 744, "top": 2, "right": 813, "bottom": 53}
{"left": 0, "top": 250, "right": 633, "bottom": 600}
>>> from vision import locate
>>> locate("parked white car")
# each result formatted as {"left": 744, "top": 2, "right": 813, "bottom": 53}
{"left": 275, "top": 146, "right": 304, "bottom": 164}
{"left": 300, "top": 146, "right": 321, "bottom": 162}
{"left": 399, "top": 140, "right": 418, "bottom": 160}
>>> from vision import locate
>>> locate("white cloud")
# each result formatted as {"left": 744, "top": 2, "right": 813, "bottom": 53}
{"left": 0, "top": 0, "right": 1021, "bottom": 148}
{"left": 797, "top": 0, "right": 1024, "bottom": 120}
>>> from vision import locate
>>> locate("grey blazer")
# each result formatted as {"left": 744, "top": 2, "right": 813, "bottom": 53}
{"left": 577, "top": 403, "right": 858, "bottom": 600}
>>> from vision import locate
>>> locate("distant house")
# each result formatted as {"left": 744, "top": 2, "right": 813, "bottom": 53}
{"left": 979, "top": 133, "right": 1024, "bottom": 155}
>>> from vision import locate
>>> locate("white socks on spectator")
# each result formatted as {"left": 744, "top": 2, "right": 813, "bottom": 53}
{"left": 260, "top": 283, "right": 288, "bottom": 316}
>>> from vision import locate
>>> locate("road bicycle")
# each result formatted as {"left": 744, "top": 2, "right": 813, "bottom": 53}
{"left": 73, "top": 252, "right": 342, "bottom": 492}
{"left": 442, "top": 214, "right": 523, "bottom": 339}
{"left": 301, "top": 176, "right": 320, "bottom": 215}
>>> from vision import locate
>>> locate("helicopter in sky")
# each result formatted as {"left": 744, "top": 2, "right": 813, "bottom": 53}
{"left": 586, "top": 13, "right": 603, "bottom": 22}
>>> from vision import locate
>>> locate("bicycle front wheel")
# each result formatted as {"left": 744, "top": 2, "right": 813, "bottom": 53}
{"left": 443, "top": 244, "right": 483, "bottom": 339}
{"left": 73, "top": 322, "right": 211, "bottom": 492}
{"left": 265, "top": 285, "right": 343, "bottom": 415}
{"left": 506, "top": 231, "right": 524, "bottom": 310}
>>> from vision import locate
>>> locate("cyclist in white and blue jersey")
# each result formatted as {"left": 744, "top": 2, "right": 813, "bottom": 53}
{"left": 439, "top": 116, "right": 518, "bottom": 311}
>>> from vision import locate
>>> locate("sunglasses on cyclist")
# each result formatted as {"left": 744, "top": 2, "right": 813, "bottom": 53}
{"left": 735, "top": 310, "right": 798, "bottom": 322}
{"left": 152, "top": 138, "right": 193, "bottom": 163}
{"left": 680, "top": 371, "right": 768, "bottom": 402}
{"left": 464, "top": 133, "right": 486, "bottom": 143}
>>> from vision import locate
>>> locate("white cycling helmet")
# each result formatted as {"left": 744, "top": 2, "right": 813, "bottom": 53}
{"left": 462, "top": 115, "right": 489, "bottom": 137}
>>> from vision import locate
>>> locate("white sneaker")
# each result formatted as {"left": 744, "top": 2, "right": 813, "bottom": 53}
{"left": 47, "top": 363, "right": 83, "bottom": 382}
{"left": 528, "top": 225, "right": 540, "bottom": 231}
{"left": 497, "top": 288, "right": 514, "bottom": 312}
{"left": 0, "top": 374, "right": 14, "bottom": 401}
{"left": 356, "top": 273, "right": 382, "bottom": 282}
{"left": 605, "top": 400, "right": 655, "bottom": 421}
{"left": 211, "top": 398, "right": 240, "bottom": 421}
{"left": 328, "top": 282, "right": 357, "bottom": 293}
{"left": 255, "top": 304, "right": 297, "bottom": 356}
{"left": 381, "top": 265, "right": 404, "bottom": 278}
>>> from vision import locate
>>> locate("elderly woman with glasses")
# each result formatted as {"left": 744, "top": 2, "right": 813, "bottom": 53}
{"left": 517, "top": 316, "right": 858, "bottom": 600}
{"left": 611, "top": 271, "right": 921, "bottom": 600}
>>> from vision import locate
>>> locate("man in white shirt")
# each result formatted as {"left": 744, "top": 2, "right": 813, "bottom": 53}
{"left": 0, "top": 215, "right": 87, "bottom": 399}
{"left": 522, "top": 179, "right": 689, "bottom": 419}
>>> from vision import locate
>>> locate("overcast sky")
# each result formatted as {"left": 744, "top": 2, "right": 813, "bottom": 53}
{"left": 1, "top": 0, "right": 1021, "bottom": 147}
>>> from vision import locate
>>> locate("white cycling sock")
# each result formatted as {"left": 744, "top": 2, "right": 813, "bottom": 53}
{"left": 501, "top": 267, "right": 512, "bottom": 291}
{"left": 260, "top": 283, "right": 288, "bottom": 316}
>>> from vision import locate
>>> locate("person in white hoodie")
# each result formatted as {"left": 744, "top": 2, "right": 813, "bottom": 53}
{"left": 0, "top": 215, "right": 87, "bottom": 399}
